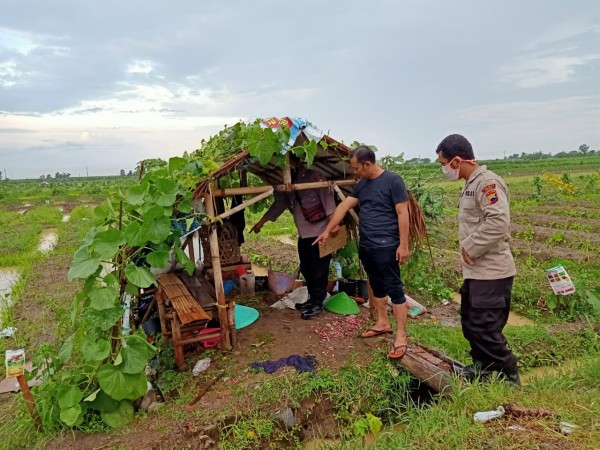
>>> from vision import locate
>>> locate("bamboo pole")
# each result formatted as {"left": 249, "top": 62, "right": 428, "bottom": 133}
{"left": 216, "top": 188, "right": 274, "bottom": 220}
{"left": 282, "top": 152, "right": 292, "bottom": 184}
{"left": 203, "top": 191, "right": 232, "bottom": 350}
{"left": 212, "top": 179, "right": 356, "bottom": 197}
{"left": 333, "top": 185, "right": 360, "bottom": 224}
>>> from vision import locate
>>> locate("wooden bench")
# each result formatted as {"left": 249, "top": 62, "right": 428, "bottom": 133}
{"left": 156, "top": 273, "right": 220, "bottom": 371}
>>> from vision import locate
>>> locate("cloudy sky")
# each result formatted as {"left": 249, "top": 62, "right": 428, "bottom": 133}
{"left": 1, "top": 1, "right": 599, "bottom": 179}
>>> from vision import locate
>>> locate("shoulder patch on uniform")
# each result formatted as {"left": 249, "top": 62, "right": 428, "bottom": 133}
{"left": 481, "top": 183, "right": 496, "bottom": 193}
{"left": 485, "top": 190, "right": 498, "bottom": 204}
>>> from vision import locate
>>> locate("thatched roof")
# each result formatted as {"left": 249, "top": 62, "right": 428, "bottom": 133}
{"left": 193, "top": 134, "right": 355, "bottom": 199}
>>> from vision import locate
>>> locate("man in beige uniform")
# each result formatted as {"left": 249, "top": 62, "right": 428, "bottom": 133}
{"left": 436, "top": 134, "right": 520, "bottom": 384}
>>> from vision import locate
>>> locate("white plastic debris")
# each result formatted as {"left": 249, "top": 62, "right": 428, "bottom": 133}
{"left": 474, "top": 406, "right": 505, "bottom": 423}
{"left": 0, "top": 327, "right": 17, "bottom": 338}
{"left": 559, "top": 422, "right": 579, "bottom": 434}
{"left": 441, "top": 299, "right": 451, "bottom": 306}
{"left": 192, "top": 358, "right": 211, "bottom": 376}
{"left": 271, "top": 286, "right": 330, "bottom": 310}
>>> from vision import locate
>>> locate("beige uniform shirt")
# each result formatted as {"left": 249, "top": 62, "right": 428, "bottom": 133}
{"left": 459, "top": 166, "right": 517, "bottom": 280}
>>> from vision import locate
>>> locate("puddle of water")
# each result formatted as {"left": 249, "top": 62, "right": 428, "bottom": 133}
{"left": 0, "top": 268, "right": 21, "bottom": 326}
{"left": 304, "top": 424, "right": 403, "bottom": 449}
{"left": 0, "top": 268, "right": 20, "bottom": 299}
{"left": 522, "top": 357, "right": 593, "bottom": 382}
{"left": 451, "top": 293, "right": 534, "bottom": 326}
{"left": 62, "top": 214, "right": 70, "bottom": 222}
{"left": 38, "top": 228, "right": 58, "bottom": 253}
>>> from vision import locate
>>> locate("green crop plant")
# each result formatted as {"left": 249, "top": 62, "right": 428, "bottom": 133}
{"left": 545, "top": 232, "right": 566, "bottom": 246}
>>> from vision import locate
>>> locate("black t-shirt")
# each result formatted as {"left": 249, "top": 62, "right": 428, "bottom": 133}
{"left": 349, "top": 170, "right": 409, "bottom": 248}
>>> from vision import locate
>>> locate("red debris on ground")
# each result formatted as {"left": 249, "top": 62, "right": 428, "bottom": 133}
{"left": 312, "top": 315, "right": 367, "bottom": 345}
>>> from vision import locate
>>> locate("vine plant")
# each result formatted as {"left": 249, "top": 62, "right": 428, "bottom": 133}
{"left": 26, "top": 118, "right": 326, "bottom": 431}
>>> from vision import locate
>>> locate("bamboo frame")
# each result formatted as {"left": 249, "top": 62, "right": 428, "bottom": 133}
{"left": 212, "top": 179, "right": 356, "bottom": 197}
{"left": 333, "top": 185, "right": 360, "bottom": 224}
{"left": 203, "top": 190, "right": 233, "bottom": 350}
{"left": 217, "top": 188, "right": 274, "bottom": 220}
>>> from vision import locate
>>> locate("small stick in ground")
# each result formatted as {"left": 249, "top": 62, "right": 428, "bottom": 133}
{"left": 185, "top": 371, "right": 225, "bottom": 409}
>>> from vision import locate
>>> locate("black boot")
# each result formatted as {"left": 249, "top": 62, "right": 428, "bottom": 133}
{"left": 301, "top": 301, "right": 324, "bottom": 320}
{"left": 453, "top": 361, "right": 493, "bottom": 382}
{"left": 499, "top": 367, "right": 521, "bottom": 386}
{"left": 295, "top": 297, "right": 313, "bottom": 311}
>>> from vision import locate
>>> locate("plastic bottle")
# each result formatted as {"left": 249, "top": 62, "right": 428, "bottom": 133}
{"left": 474, "top": 406, "right": 505, "bottom": 423}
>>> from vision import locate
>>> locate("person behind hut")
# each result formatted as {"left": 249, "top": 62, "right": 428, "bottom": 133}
{"left": 436, "top": 134, "right": 520, "bottom": 384}
{"left": 314, "top": 146, "right": 411, "bottom": 359}
{"left": 251, "top": 154, "right": 338, "bottom": 319}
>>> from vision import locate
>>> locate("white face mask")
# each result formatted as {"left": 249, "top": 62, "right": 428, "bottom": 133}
{"left": 442, "top": 159, "right": 460, "bottom": 180}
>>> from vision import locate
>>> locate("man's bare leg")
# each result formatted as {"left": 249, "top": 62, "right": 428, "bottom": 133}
{"left": 372, "top": 296, "right": 391, "bottom": 331}
{"left": 391, "top": 303, "right": 408, "bottom": 348}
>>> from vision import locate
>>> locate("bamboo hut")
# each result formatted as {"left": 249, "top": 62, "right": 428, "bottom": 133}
{"left": 178, "top": 118, "right": 427, "bottom": 355}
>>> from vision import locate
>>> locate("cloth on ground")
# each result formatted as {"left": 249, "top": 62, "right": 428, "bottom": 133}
{"left": 251, "top": 355, "right": 317, "bottom": 374}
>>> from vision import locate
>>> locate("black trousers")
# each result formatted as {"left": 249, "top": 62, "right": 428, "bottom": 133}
{"left": 298, "top": 237, "right": 332, "bottom": 304}
{"left": 460, "top": 277, "right": 518, "bottom": 372}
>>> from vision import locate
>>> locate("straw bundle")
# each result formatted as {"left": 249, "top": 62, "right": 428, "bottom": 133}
{"left": 407, "top": 191, "right": 428, "bottom": 246}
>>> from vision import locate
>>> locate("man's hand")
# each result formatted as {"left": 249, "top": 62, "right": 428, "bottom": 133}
{"left": 251, "top": 222, "right": 264, "bottom": 234}
{"left": 313, "top": 230, "right": 330, "bottom": 246}
{"left": 461, "top": 247, "right": 474, "bottom": 265}
{"left": 330, "top": 225, "right": 340, "bottom": 237}
{"left": 396, "top": 246, "right": 410, "bottom": 265}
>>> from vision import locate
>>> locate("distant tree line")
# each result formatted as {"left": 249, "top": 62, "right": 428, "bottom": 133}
{"left": 505, "top": 144, "right": 596, "bottom": 160}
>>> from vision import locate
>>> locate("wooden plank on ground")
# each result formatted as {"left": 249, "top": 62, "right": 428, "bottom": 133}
{"left": 383, "top": 337, "right": 455, "bottom": 395}
{"left": 157, "top": 273, "right": 211, "bottom": 324}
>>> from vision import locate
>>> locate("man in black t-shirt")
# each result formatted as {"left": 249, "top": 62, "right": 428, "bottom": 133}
{"left": 314, "top": 146, "right": 411, "bottom": 359}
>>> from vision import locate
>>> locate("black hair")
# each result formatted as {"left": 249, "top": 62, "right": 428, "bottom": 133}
{"left": 350, "top": 146, "right": 376, "bottom": 164}
{"left": 436, "top": 134, "right": 475, "bottom": 160}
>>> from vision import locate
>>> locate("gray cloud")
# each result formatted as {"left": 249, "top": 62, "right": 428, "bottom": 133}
{"left": 0, "top": 0, "right": 599, "bottom": 178}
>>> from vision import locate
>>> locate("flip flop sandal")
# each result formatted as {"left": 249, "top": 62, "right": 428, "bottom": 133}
{"left": 388, "top": 344, "right": 409, "bottom": 359}
{"left": 360, "top": 328, "right": 393, "bottom": 338}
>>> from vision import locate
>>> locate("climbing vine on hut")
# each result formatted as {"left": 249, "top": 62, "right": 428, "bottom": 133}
{"left": 26, "top": 118, "right": 328, "bottom": 431}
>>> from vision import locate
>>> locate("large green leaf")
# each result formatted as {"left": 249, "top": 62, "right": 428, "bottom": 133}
{"left": 89, "top": 286, "right": 119, "bottom": 311}
{"left": 81, "top": 337, "right": 111, "bottom": 361}
{"left": 247, "top": 126, "right": 281, "bottom": 165}
{"left": 168, "top": 156, "right": 187, "bottom": 174}
{"left": 123, "top": 221, "right": 146, "bottom": 247}
{"left": 60, "top": 405, "right": 82, "bottom": 426}
{"left": 120, "top": 335, "right": 156, "bottom": 374}
{"left": 141, "top": 215, "right": 172, "bottom": 244}
{"left": 174, "top": 246, "right": 195, "bottom": 276}
{"left": 88, "top": 389, "right": 119, "bottom": 412}
{"left": 124, "top": 264, "right": 156, "bottom": 288}
{"left": 304, "top": 139, "right": 318, "bottom": 167}
{"left": 89, "top": 306, "right": 124, "bottom": 331}
{"left": 152, "top": 179, "right": 179, "bottom": 206}
{"left": 94, "top": 199, "right": 117, "bottom": 225}
{"left": 177, "top": 197, "right": 193, "bottom": 214}
{"left": 57, "top": 385, "right": 83, "bottom": 409}
{"left": 92, "top": 229, "right": 126, "bottom": 260}
{"left": 126, "top": 185, "right": 146, "bottom": 206}
{"left": 101, "top": 400, "right": 134, "bottom": 428}
{"left": 143, "top": 205, "right": 169, "bottom": 221}
{"left": 98, "top": 365, "right": 147, "bottom": 401}
{"left": 57, "top": 334, "right": 75, "bottom": 365}
{"left": 146, "top": 249, "right": 170, "bottom": 269}
{"left": 68, "top": 246, "right": 103, "bottom": 281}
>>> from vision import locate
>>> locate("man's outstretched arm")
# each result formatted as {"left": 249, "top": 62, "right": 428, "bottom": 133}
{"left": 313, "top": 196, "right": 359, "bottom": 245}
